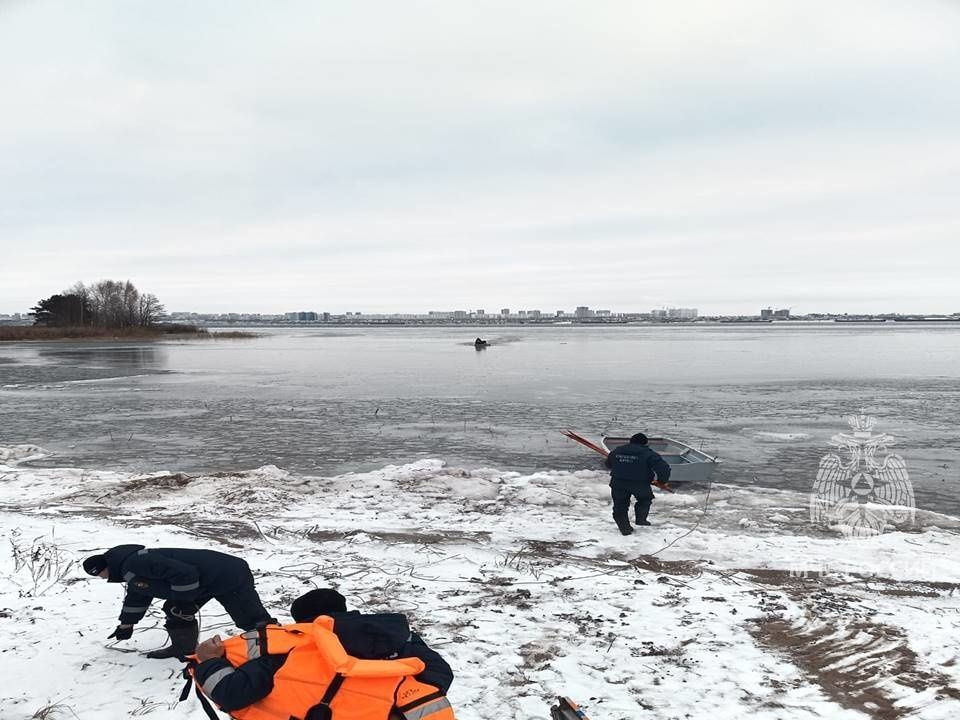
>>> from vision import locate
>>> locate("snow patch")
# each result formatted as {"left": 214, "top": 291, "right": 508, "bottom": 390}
{"left": 1, "top": 456, "right": 959, "bottom": 719}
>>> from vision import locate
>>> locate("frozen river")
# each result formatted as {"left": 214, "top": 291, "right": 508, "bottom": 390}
{"left": 1, "top": 323, "right": 958, "bottom": 514}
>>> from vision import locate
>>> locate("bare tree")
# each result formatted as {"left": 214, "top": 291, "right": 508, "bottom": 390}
{"left": 121, "top": 280, "right": 140, "bottom": 327}
{"left": 137, "top": 293, "right": 165, "bottom": 326}
{"left": 89, "top": 280, "right": 119, "bottom": 327}
{"left": 89, "top": 279, "right": 133, "bottom": 327}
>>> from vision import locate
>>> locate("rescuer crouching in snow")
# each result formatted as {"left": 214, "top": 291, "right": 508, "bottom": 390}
{"left": 83, "top": 544, "right": 273, "bottom": 660}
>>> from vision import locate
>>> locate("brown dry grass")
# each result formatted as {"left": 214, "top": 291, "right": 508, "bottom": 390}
{"left": 208, "top": 330, "right": 259, "bottom": 338}
{"left": 0, "top": 325, "right": 256, "bottom": 341}
{"left": 0, "top": 325, "right": 197, "bottom": 341}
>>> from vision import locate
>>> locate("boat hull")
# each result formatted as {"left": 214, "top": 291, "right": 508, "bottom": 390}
{"left": 601, "top": 436, "right": 719, "bottom": 484}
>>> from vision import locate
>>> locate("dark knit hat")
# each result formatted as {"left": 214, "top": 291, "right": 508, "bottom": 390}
{"left": 83, "top": 554, "right": 108, "bottom": 576}
{"left": 630, "top": 433, "right": 649, "bottom": 445}
{"left": 290, "top": 588, "right": 347, "bottom": 622}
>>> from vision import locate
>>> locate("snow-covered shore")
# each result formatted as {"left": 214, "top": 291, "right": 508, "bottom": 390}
{"left": 2, "top": 446, "right": 959, "bottom": 720}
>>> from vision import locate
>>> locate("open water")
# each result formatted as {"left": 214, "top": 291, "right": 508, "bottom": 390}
{"left": 1, "top": 323, "right": 958, "bottom": 514}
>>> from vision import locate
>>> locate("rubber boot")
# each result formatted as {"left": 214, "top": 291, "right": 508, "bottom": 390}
{"left": 635, "top": 499, "right": 652, "bottom": 526}
{"left": 614, "top": 515, "right": 634, "bottom": 536}
{"left": 146, "top": 621, "right": 199, "bottom": 660}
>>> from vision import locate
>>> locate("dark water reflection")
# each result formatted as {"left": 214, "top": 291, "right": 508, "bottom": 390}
{"left": 1, "top": 342, "right": 168, "bottom": 385}
{"left": 38, "top": 345, "right": 165, "bottom": 368}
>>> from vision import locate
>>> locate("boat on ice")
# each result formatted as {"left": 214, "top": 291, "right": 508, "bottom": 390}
{"left": 600, "top": 435, "right": 719, "bottom": 483}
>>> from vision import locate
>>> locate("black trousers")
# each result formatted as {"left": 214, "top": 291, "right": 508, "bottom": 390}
{"left": 163, "top": 576, "right": 272, "bottom": 631}
{"left": 611, "top": 485, "right": 653, "bottom": 525}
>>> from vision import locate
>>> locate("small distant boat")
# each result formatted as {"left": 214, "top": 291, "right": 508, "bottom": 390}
{"left": 600, "top": 435, "right": 720, "bottom": 484}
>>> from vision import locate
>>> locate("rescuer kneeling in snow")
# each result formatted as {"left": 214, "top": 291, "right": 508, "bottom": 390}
{"left": 605, "top": 432, "right": 672, "bottom": 535}
{"left": 83, "top": 544, "right": 273, "bottom": 660}
{"left": 188, "top": 588, "right": 455, "bottom": 720}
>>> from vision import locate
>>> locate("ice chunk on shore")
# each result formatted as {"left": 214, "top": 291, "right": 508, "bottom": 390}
{"left": 0, "top": 444, "right": 47, "bottom": 465}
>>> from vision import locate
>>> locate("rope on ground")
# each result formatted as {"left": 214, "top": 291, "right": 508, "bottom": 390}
{"left": 647, "top": 477, "right": 714, "bottom": 558}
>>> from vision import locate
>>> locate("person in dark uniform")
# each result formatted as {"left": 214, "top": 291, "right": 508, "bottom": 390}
{"left": 83, "top": 544, "right": 273, "bottom": 660}
{"left": 192, "top": 588, "right": 454, "bottom": 715}
{"left": 605, "top": 433, "right": 671, "bottom": 535}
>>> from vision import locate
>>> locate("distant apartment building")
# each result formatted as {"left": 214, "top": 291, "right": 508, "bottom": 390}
{"left": 761, "top": 307, "right": 790, "bottom": 320}
{"left": 354, "top": 313, "right": 421, "bottom": 320}
{"left": 528, "top": 310, "right": 541, "bottom": 319}
{"left": 426, "top": 310, "right": 468, "bottom": 319}
{"left": 0, "top": 312, "right": 26, "bottom": 325}
{"left": 574, "top": 306, "right": 595, "bottom": 318}
{"left": 476, "top": 309, "right": 485, "bottom": 316}
{"left": 652, "top": 307, "right": 697, "bottom": 320}
{"left": 501, "top": 308, "right": 510, "bottom": 317}
{"left": 596, "top": 309, "right": 611, "bottom": 317}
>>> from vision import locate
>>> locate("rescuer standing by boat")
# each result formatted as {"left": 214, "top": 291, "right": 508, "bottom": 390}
{"left": 605, "top": 433, "right": 671, "bottom": 535}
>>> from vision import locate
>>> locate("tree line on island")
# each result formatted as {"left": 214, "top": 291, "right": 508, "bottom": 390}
{"left": 31, "top": 280, "right": 164, "bottom": 328}
{"left": 0, "top": 280, "right": 255, "bottom": 341}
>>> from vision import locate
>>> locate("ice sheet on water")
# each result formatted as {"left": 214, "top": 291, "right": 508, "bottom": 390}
{"left": 746, "top": 430, "right": 813, "bottom": 442}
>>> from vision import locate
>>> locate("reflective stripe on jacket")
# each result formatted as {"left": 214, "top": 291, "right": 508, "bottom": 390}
{"left": 394, "top": 677, "right": 455, "bottom": 720}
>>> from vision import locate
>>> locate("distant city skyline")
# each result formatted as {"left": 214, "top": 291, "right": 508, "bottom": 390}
{"left": 3, "top": 301, "right": 960, "bottom": 318}
{"left": 2, "top": 2, "right": 959, "bottom": 315}
{"left": 5, "top": 304, "right": 949, "bottom": 322}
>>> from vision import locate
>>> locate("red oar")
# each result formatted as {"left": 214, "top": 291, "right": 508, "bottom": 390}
{"left": 561, "top": 429, "right": 674, "bottom": 493}
{"left": 561, "top": 429, "right": 609, "bottom": 457}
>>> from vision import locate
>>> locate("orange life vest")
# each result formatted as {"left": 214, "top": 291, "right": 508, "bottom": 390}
{"left": 193, "top": 616, "right": 454, "bottom": 720}
{"left": 392, "top": 676, "right": 456, "bottom": 720}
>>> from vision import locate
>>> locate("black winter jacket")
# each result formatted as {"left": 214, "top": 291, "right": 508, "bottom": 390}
{"left": 605, "top": 442, "right": 672, "bottom": 490}
{"left": 102, "top": 545, "right": 253, "bottom": 625}
{"left": 194, "top": 611, "right": 454, "bottom": 712}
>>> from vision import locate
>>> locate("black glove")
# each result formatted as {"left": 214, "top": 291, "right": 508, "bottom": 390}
{"left": 170, "top": 603, "right": 198, "bottom": 620}
{"left": 108, "top": 625, "right": 133, "bottom": 641}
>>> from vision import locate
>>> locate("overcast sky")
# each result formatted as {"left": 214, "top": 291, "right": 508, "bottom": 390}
{"left": 2, "top": 1, "right": 959, "bottom": 315}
